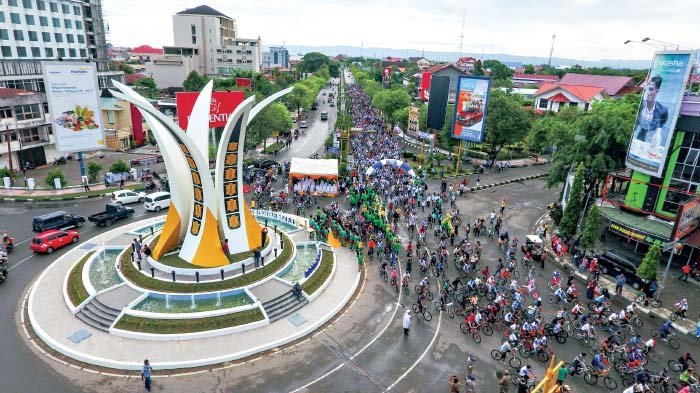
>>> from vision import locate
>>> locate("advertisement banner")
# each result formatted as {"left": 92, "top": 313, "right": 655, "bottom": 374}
{"left": 176, "top": 91, "right": 245, "bottom": 129}
{"left": 236, "top": 78, "right": 251, "bottom": 88}
{"left": 451, "top": 76, "right": 491, "bottom": 142}
{"left": 42, "top": 62, "right": 105, "bottom": 153}
{"left": 672, "top": 196, "right": 700, "bottom": 241}
{"left": 407, "top": 106, "right": 420, "bottom": 135}
{"left": 608, "top": 221, "right": 669, "bottom": 246}
{"left": 420, "top": 72, "right": 431, "bottom": 101}
{"left": 625, "top": 51, "right": 695, "bottom": 177}
{"left": 382, "top": 67, "right": 392, "bottom": 81}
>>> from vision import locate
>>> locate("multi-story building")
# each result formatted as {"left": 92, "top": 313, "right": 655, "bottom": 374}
{"left": 262, "top": 46, "right": 288, "bottom": 70}
{"left": 163, "top": 5, "right": 262, "bottom": 76}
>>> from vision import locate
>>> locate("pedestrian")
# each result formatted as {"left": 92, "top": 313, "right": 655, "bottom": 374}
{"left": 464, "top": 375, "right": 476, "bottom": 393}
{"left": 501, "top": 197, "right": 506, "bottom": 214}
{"left": 402, "top": 310, "right": 412, "bottom": 335}
{"left": 476, "top": 176, "right": 480, "bottom": 187}
{"left": 104, "top": 174, "right": 109, "bottom": 188}
{"left": 119, "top": 178, "right": 124, "bottom": 190}
{"left": 586, "top": 279, "right": 596, "bottom": 300}
{"left": 222, "top": 239, "right": 229, "bottom": 255}
{"left": 82, "top": 179, "right": 90, "bottom": 192}
{"left": 499, "top": 369, "right": 510, "bottom": 393}
{"left": 679, "top": 263, "right": 692, "bottom": 282}
{"left": 141, "top": 359, "right": 153, "bottom": 391}
{"left": 448, "top": 375, "right": 461, "bottom": 393}
{"left": 556, "top": 363, "right": 569, "bottom": 386}
{"left": 357, "top": 253, "right": 363, "bottom": 272}
{"left": 615, "top": 273, "right": 626, "bottom": 295}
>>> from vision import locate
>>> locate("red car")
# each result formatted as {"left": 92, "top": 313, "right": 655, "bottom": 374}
{"left": 457, "top": 107, "right": 484, "bottom": 127}
{"left": 30, "top": 229, "right": 80, "bottom": 254}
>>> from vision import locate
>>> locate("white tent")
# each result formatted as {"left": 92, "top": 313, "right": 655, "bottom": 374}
{"left": 289, "top": 158, "right": 339, "bottom": 196}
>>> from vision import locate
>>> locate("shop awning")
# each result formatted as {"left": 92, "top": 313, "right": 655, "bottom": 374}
{"left": 600, "top": 206, "right": 672, "bottom": 246}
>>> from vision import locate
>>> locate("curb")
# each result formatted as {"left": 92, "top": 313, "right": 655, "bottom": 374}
{"left": 468, "top": 173, "right": 547, "bottom": 193}
{"left": 0, "top": 192, "right": 111, "bottom": 203}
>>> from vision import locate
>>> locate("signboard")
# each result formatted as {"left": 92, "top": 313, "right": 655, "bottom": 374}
{"left": 420, "top": 72, "right": 431, "bottom": 101}
{"left": 608, "top": 221, "right": 668, "bottom": 246}
{"left": 451, "top": 76, "right": 491, "bottom": 142}
{"left": 382, "top": 67, "right": 392, "bottom": 81}
{"left": 176, "top": 91, "right": 245, "bottom": 129}
{"left": 236, "top": 78, "right": 251, "bottom": 88}
{"left": 42, "top": 62, "right": 105, "bottom": 153}
{"left": 672, "top": 196, "right": 700, "bottom": 240}
{"left": 625, "top": 51, "right": 695, "bottom": 177}
{"left": 407, "top": 106, "right": 420, "bottom": 135}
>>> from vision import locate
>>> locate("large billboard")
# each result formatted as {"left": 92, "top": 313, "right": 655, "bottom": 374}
{"left": 625, "top": 51, "right": 695, "bottom": 177}
{"left": 420, "top": 72, "right": 431, "bottom": 101}
{"left": 176, "top": 91, "right": 245, "bottom": 129}
{"left": 407, "top": 106, "right": 420, "bottom": 135}
{"left": 672, "top": 196, "right": 700, "bottom": 241}
{"left": 427, "top": 75, "right": 450, "bottom": 130}
{"left": 451, "top": 76, "right": 491, "bottom": 142}
{"left": 43, "top": 62, "right": 105, "bottom": 153}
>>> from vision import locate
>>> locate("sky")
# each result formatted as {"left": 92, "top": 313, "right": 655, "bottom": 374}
{"left": 103, "top": 0, "right": 699, "bottom": 62}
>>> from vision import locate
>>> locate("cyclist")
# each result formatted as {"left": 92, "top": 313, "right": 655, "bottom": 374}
{"left": 406, "top": 241, "right": 413, "bottom": 257}
{"left": 679, "top": 367, "right": 697, "bottom": 387}
{"left": 551, "top": 270, "right": 562, "bottom": 287}
{"left": 629, "top": 334, "right": 643, "bottom": 350}
{"left": 675, "top": 299, "right": 689, "bottom": 319}
{"left": 591, "top": 352, "right": 610, "bottom": 376}
{"left": 504, "top": 311, "right": 515, "bottom": 324}
{"left": 465, "top": 311, "right": 476, "bottom": 328}
{"left": 401, "top": 272, "right": 411, "bottom": 289}
{"left": 416, "top": 293, "right": 426, "bottom": 314}
{"left": 418, "top": 277, "right": 430, "bottom": 293}
{"left": 519, "top": 365, "right": 536, "bottom": 382}
{"left": 379, "top": 260, "right": 388, "bottom": 277}
{"left": 571, "top": 302, "right": 584, "bottom": 319}
{"left": 660, "top": 320, "right": 675, "bottom": 339}
{"left": 572, "top": 353, "right": 587, "bottom": 375}
{"left": 679, "top": 353, "right": 697, "bottom": 371}
{"left": 580, "top": 321, "right": 594, "bottom": 340}
{"left": 553, "top": 286, "right": 566, "bottom": 304}
{"left": 390, "top": 266, "right": 399, "bottom": 287}
{"left": 499, "top": 340, "right": 513, "bottom": 362}
{"left": 533, "top": 335, "right": 548, "bottom": 354}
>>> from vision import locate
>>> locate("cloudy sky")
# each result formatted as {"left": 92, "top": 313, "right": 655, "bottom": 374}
{"left": 104, "top": 0, "right": 698, "bottom": 62}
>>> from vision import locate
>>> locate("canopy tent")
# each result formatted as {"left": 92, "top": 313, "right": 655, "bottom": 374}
{"left": 289, "top": 158, "right": 339, "bottom": 196}
{"left": 365, "top": 158, "right": 416, "bottom": 178}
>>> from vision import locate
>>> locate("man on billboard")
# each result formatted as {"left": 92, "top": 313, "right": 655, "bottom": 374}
{"left": 633, "top": 76, "right": 669, "bottom": 154}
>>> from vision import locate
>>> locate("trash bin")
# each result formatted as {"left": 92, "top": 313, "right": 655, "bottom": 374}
{"left": 2, "top": 176, "right": 10, "bottom": 189}
{"left": 53, "top": 177, "right": 62, "bottom": 189}
{"left": 26, "top": 178, "right": 35, "bottom": 190}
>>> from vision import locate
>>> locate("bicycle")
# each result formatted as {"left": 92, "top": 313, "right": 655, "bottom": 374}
{"left": 411, "top": 303, "right": 432, "bottom": 321}
{"left": 634, "top": 292, "right": 662, "bottom": 308}
{"left": 566, "top": 362, "right": 618, "bottom": 390}
{"left": 490, "top": 349, "right": 522, "bottom": 368}
{"left": 670, "top": 308, "right": 686, "bottom": 321}
{"left": 389, "top": 275, "right": 399, "bottom": 292}
{"left": 435, "top": 300, "right": 455, "bottom": 318}
{"left": 650, "top": 329, "right": 680, "bottom": 349}
{"left": 459, "top": 322, "right": 482, "bottom": 343}
{"left": 379, "top": 265, "right": 388, "bottom": 282}
{"left": 510, "top": 375, "right": 536, "bottom": 391}
{"left": 414, "top": 284, "right": 434, "bottom": 300}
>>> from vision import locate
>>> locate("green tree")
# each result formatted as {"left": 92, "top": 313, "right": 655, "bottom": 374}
{"left": 213, "top": 77, "right": 236, "bottom": 91}
{"left": 471, "top": 60, "right": 484, "bottom": 76}
{"left": 637, "top": 243, "right": 661, "bottom": 282}
{"left": 371, "top": 88, "right": 411, "bottom": 122}
{"left": 119, "top": 63, "right": 134, "bottom": 74}
{"left": 298, "top": 52, "right": 331, "bottom": 74}
{"left": 109, "top": 160, "right": 130, "bottom": 174}
{"left": 483, "top": 89, "right": 531, "bottom": 163}
{"left": 483, "top": 59, "right": 514, "bottom": 80}
{"left": 45, "top": 168, "right": 67, "bottom": 189}
{"left": 580, "top": 204, "right": 599, "bottom": 253}
{"left": 87, "top": 161, "right": 102, "bottom": 183}
{"left": 247, "top": 102, "right": 292, "bottom": 150}
{"left": 0, "top": 166, "right": 12, "bottom": 178}
{"left": 183, "top": 71, "right": 209, "bottom": 91}
{"left": 523, "top": 64, "right": 536, "bottom": 74}
{"left": 135, "top": 77, "right": 158, "bottom": 98}
{"left": 286, "top": 83, "right": 314, "bottom": 118}
{"left": 559, "top": 163, "right": 585, "bottom": 238}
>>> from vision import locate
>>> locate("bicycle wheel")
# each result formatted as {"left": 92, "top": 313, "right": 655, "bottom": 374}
{"left": 669, "top": 337, "right": 679, "bottom": 349}
{"left": 632, "top": 317, "right": 643, "bottom": 328}
{"left": 650, "top": 298, "right": 662, "bottom": 308}
{"left": 434, "top": 301, "right": 443, "bottom": 311}
{"left": 583, "top": 372, "right": 598, "bottom": 385}
{"left": 537, "top": 350, "right": 550, "bottom": 363}
{"left": 425, "top": 291, "right": 434, "bottom": 300}
{"left": 621, "top": 376, "right": 634, "bottom": 387}
{"left": 447, "top": 307, "right": 455, "bottom": 319}
{"left": 460, "top": 323, "right": 469, "bottom": 334}
{"left": 668, "top": 359, "right": 683, "bottom": 372}
{"left": 646, "top": 350, "right": 658, "bottom": 362}
{"left": 634, "top": 293, "right": 645, "bottom": 304}
{"left": 508, "top": 356, "right": 522, "bottom": 369}
{"left": 383, "top": 273, "right": 388, "bottom": 283}
{"left": 472, "top": 331, "right": 481, "bottom": 343}
{"left": 555, "top": 333, "right": 567, "bottom": 344}
{"left": 414, "top": 285, "right": 422, "bottom": 294}
{"left": 603, "top": 376, "right": 617, "bottom": 390}
{"left": 482, "top": 325, "right": 493, "bottom": 336}
{"left": 423, "top": 310, "right": 432, "bottom": 321}
{"left": 491, "top": 349, "right": 503, "bottom": 361}
{"left": 670, "top": 312, "right": 678, "bottom": 321}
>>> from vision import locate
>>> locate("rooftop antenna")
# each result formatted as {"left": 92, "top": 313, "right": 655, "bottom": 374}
{"left": 548, "top": 34, "right": 556, "bottom": 68}
{"left": 458, "top": 10, "right": 466, "bottom": 60}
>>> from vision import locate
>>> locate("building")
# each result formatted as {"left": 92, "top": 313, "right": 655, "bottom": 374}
{"left": 455, "top": 56, "right": 478, "bottom": 73}
{"left": 163, "top": 5, "right": 262, "bottom": 76}
{"left": 127, "top": 45, "right": 164, "bottom": 63}
{"left": 512, "top": 73, "right": 559, "bottom": 87}
{"left": 262, "top": 46, "right": 288, "bottom": 70}
{"left": 416, "top": 63, "right": 468, "bottom": 102}
{"left": 558, "top": 73, "right": 641, "bottom": 97}
{"left": 144, "top": 54, "right": 197, "bottom": 89}
{"left": 100, "top": 94, "right": 147, "bottom": 150}
{"left": 0, "top": 88, "right": 57, "bottom": 170}
{"left": 533, "top": 82, "right": 605, "bottom": 112}
{"left": 409, "top": 57, "right": 432, "bottom": 70}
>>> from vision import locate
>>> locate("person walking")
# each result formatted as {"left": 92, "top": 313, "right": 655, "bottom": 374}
{"left": 448, "top": 375, "right": 461, "bottom": 393}
{"left": 556, "top": 363, "right": 569, "bottom": 387}
{"left": 402, "top": 310, "right": 412, "bottom": 336}
{"left": 141, "top": 359, "right": 153, "bottom": 391}
{"left": 615, "top": 273, "right": 626, "bottom": 295}
{"left": 499, "top": 369, "right": 510, "bottom": 393}
{"left": 679, "top": 263, "right": 692, "bottom": 282}
{"left": 82, "top": 179, "right": 90, "bottom": 192}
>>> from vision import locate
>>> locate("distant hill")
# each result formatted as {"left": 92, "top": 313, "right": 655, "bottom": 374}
{"left": 270, "top": 44, "right": 656, "bottom": 69}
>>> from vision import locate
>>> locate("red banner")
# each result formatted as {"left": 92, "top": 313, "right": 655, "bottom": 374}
{"left": 236, "top": 78, "right": 252, "bottom": 88}
{"left": 420, "top": 72, "right": 431, "bottom": 101}
{"left": 176, "top": 91, "right": 245, "bottom": 129}
{"left": 382, "top": 67, "right": 392, "bottom": 81}
{"left": 130, "top": 103, "right": 145, "bottom": 146}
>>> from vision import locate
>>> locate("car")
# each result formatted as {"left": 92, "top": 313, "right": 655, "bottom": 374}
{"left": 88, "top": 203, "right": 135, "bottom": 226}
{"left": 299, "top": 120, "right": 308, "bottom": 128}
{"left": 32, "top": 211, "right": 85, "bottom": 232}
{"left": 596, "top": 250, "right": 646, "bottom": 290}
{"left": 144, "top": 192, "right": 171, "bottom": 212}
{"left": 456, "top": 107, "right": 484, "bottom": 127}
{"left": 30, "top": 229, "right": 79, "bottom": 254}
{"left": 111, "top": 190, "right": 146, "bottom": 205}
{"left": 320, "top": 111, "right": 328, "bottom": 121}
{"left": 329, "top": 101, "right": 335, "bottom": 107}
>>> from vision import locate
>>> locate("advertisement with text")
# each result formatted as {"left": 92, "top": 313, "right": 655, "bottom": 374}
{"left": 176, "top": 91, "right": 245, "bottom": 129}
{"left": 451, "top": 76, "right": 491, "bottom": 142}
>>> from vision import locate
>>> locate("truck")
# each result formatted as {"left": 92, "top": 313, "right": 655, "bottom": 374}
{"left": 88, "top": 203, "right": 135, "bottom": 227}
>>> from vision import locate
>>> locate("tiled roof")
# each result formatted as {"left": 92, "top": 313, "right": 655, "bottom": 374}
{"left": 176, "top": 5, "right": 232, "bottom": 19}
{"left": 513, "top": 73, "right": 559, "bottom": 82}
{"left": 125, "top": 73, "right": 147, "bottom": 85}
{"left": 559, "top": 73, "right": 634, "bottom": 96}
{"left": 535, "top": 83, "right": 604, "bottom": 102}
{"left": 129, "top": 45, "right": 164, "bottom": 55}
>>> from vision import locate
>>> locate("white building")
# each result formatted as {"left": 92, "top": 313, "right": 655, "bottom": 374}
{"left": 533, "top": 83, "right": 605, "bottom": 113}
{"left": 162, "top": 5, "right": 261, "bottom": 77}
{"left": 144, "top": 54, "right": 196, "bottom": 89}
{"left": 262, "top": 46, "right": 288, "bottom": 70}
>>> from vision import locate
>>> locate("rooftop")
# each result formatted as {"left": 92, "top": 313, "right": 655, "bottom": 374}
{"left": 176, "top": 5, "right": 232, "bottom": 20}
{"left": 534, "top": 82, "right": 605, "bottom": 102}
{"left": 129, "top": 45, "right": 164, "bottom": 55}
{"left": 513, "top": 73, "right": 559, "bottom": 82}
{"left": 559, "top": 73, "right": 635, "bottom": 96}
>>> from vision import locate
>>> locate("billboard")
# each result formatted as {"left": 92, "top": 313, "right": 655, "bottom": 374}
{"left": 625, "top": 51, "right": 695, "bottom": 177}
{"left": 42, "top": 62, "right": 105, "bottom": 153}
{"left": 427, "top": 75, "right": 450, "bottom": 130}
{"left": 236, "top": 78, "right": 251, "bottom": 88}
{"left": 672, "top": 196, "right": 700, "bottom": 241}
{"left": 407, "top": 106, "right": 420, "bottom": 135}
{"left": 382, "top": 67, "right": 392, "bottom": 81}
{"left": 420, "top": 72, "right": 431, "bottom": 101}
{"left": 451, "top": 76, "right": 491, "bottom": 142}
{"left": 176, "top": 91, "right": 245, "bottom": 129}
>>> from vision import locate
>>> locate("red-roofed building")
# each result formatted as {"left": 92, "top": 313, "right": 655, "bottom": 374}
{"left": 124, "top": 73, "right": 148, "bottom": 86}
{"left": 512, "top": 73, "right": 559, "bottom": 87}
{"left": 128, "top": 45, "right": 165, "bottom": 63}
{"left": 559, "top": 73, "right": 637, "bottom": 97}
{"left": 455, "top": 56, "right": 479, "bottom": 72}
{"left": 415, "top": 64, "right": 468, "bottom": 102}
{"left": 533, "top": 83, "right": 605, "bottom": 112}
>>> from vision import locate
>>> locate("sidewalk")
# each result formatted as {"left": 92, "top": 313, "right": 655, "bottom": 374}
{"left": 0, "top": 180, "right": 145, "bottom": 202}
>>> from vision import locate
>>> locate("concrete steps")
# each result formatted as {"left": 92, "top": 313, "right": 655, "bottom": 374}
{"left": 76, "top": 297, "right": 121, "bottom": 332}
{"left": 262, "top": 290, "right": 308, "bottom": 322}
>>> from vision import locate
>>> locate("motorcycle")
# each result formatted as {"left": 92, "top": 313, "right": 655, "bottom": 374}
{"left": 53, "top": 156, "right": 67, "bottom": 166}
{"left": 2, "top": 234, "right": 13, "bottom": 254}
{"left": 0, "top": 262, "right": 7, "bottom": 284}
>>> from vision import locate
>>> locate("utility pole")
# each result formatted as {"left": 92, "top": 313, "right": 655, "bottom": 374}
{"left": 548, "top": 34, "right": 557, "bottom": 68}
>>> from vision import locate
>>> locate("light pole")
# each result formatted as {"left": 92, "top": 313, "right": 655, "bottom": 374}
{"left": 658, "top": 241, "right": 682, "bottom": 297}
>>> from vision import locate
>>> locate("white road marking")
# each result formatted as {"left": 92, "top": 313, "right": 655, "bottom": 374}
{"left": 9, "top": 253, "right": 35, "bottom": 270}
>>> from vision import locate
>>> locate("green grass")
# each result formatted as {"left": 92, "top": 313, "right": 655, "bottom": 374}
{"left": 263, "top": 142, "right": 282, "bottom": 154}
{"left": 301, "top": 250, "right": 334, "bottom": 295}
{"left": 120, "top": 234, "right": 293, "bottom": 293}
{"left": 114, "top": 308, "right": 265, "bottom": 334}
{"left": 66, "top": 252, "right": 93, "bottom": 307}
{"left": 0, "top": 184, "right": 145, "bottom": 201}
{"left": 155, "top": 237, "right": 271, "bottom": 269}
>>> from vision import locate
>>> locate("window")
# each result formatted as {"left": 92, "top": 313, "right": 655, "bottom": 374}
{"left": 0, "top": 29, "right": 7, "bottom": 40}
{"left": 53, "top": 32, "right": 62, "bottom": 42}
{"left": 538, "top": 98, "right": 548, "bottom": 109}
{"left": 79, "top": 48, "right": 85, "bottom": 57}
{"left": 68, "top": 48, "right": 75, "bottom": 57}
{"left": 63, "top": 19, "right": 71, "bottom": 28}
{"left": 36, "top": 0, "right": 44, "bottom": 10}
{"left": 16, "top": 46, "right": 27, "bottom": 57}
{"left": 0, "top": 46, "right": 11, "bottom": 57}
{"left": 20, "top": 128, "right": 44, "bottom": 144}
{"left": 77, "top": 34, "right": 83, "bottom": 43}
{"left": 8, "top": 0, "right": 17, "bottom": 6}
{"left": 60, "top": 3, "right": 68, "bottom": 13}
{"left": 75, "top": 20, "right": 82, "bottom": 29}
{"left": 49, "top": 1, "right": 56, "bottom": 12}
{"left": 15, "top": 104, "right": 41, "bottom": 120}
{"left": 66, "top": 33, "right": 73, "bottom": 43}
{"left": 192, "top": 36, "right": 196, "bottom": 44}
{"left": 30, "top": 47, "right": 39, "bottom": 57}
{"left": 0, "top": 11, "right": 4, "bottom": 23}
{"left": 106, "top": 110, "right": 115, "bottom": 124}
{"left": 39, "top": 16, "right": 47, "bottom": 26}
{"left": 191, "top": 24, "right": 196, "bottom": 34}
{"left": 0, "top": 107, "right": 12, "bottom": 119}
{"left": 10, "top": 12, "right": 20, "bottom": 23}
{"left": 41, "top": 31, "right": 49, "bottom": 41}
{"left": 13, "top": 29, "right": 24, "bottom": 40}
{"left": 44, "top": 47, "right": 52, "bottom": 57}
{"left": 52, "top": 17, "right": 59, "bottom": 27}
{"left": 57, "top": 47, "right": 64, "bottom": 57}
{"left": 28, "top": 30, "right": 37, "bottom": 41}
{"left": 22, "top": 0, "right": 31, "bottom": 8}
{"left": 73, "top": 5, "right": 79, "bottom": 15}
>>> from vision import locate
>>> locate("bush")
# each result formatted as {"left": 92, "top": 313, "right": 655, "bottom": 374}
{"left": 87, "top": 161, "right": 102, "bottom": 183}
{"left": 109, "top": 160, "right": 130, "bottom": 174}
{"left": 637, "top": 244, "right": 660, "bottom": 282}
{"left": 45, "top": 168, "right": 67, "bottom": 189}
{"left": 0, "top": 166, "right": 12, "bottom": 178}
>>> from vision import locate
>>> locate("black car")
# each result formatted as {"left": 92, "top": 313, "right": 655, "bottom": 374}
{"left": 32, "top": 211, "right": 86, "bottom": 232}
{"left": 596, "top": 251, "right": 646, "bottom": 290}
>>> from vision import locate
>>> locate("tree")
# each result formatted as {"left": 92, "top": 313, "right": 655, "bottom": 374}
{"left": 559, "top": 163, "right": 585, "bottom": 238}
{"left": 183, "top": 71, "right": 209, "bottom": 91}
{"left": 87, "top": 161, "right": 102, "bottom": 183}
{"left": 119, "top": 63, "right": 134, "bottom": 74}
{"left": 372, "top": 88, "right": 411, "bottom": 122}
{"left": 45, "top": 169, "right": 66, "bottom": 189}
{"left": 483, "top": 59, "right": 513, "bottom": 80}
{"left": 298, "top": 52, "right": 331, "bottom": 74}
{"left": 580, "top": 204, "right": 599, "bottom": 253}
{"left": 471, "top": 60, "right": 484, "bottom": 76}
{"left": 483, "top": 89, "right": 531, "bottom": 163}
{"left": 135, "top": 77, "right": 158, "bottom": 99}
{"left": 0, "top": 166, "right": 12, "bottom": 179}
{"left": 213, "top": 77, "right": 236, "bottom": 91}
{"left": 523, "top": 64, "right": 536, "bottom": 74}
{"left": 637, "top": 243, "right": 661, "bottom": 282}
{"left": 109, "top": 160, "right": 130, "bottom": 174}
{"left": 247, "top": 102, "right": 292, "bottom": 150}
{"left": 286, "top": 83, "right": 313, "bottom": 117}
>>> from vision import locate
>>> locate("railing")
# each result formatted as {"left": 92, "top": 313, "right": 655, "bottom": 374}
{"left": 531, "top": 356, "right": 564, "bottom": 393}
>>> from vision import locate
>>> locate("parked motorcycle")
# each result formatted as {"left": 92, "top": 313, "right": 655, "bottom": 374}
{"left": 53, "top": 156, "right": 67, "bottom": 166}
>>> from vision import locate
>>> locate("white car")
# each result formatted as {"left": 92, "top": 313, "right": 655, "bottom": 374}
{"left": 111, "top": 190, "right": 146, "bottom": 205}
{"left": 144, "top": 191, "right": 171, "bottom": 212}
{"left": 299, "top": 120, "right": 308, "bottom": 128}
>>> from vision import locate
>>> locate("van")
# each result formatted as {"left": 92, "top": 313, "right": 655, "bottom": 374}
{"left": 144, "top": 192, "right": 171, "bottom": 212}
{"left": 32, "top": 211, "right": 85, "bottom": 232}
{"left": 320, "top": 111, "right": 328, "bottom": 121}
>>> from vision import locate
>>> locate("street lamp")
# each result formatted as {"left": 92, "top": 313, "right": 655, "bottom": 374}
{"left": 642, "top": 37, "right": 680, "bottom": 50}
